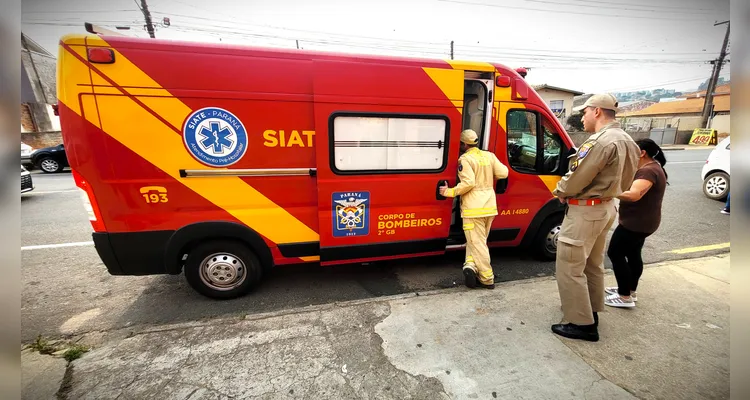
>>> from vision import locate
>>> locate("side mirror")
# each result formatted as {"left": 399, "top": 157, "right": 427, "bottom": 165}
{"left": 496, "top": 178, "right": 508, "bottom": 194}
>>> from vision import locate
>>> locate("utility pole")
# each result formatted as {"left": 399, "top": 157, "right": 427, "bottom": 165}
{"left": 140, "top": 0, "right": 156, "bottom": 38}
{"left": 450, "top": 41, "right": 454, "bottom": 60}
{"left": 700, "top": 20, "right": 730, "bottom": 128}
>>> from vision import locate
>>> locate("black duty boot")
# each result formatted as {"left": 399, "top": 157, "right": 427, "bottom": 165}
{"left": 477, "top": 281, "right": 495, "bottom": 290}
{"left": 463, "top": 266, "right": 477, "bottom": 288}
{"left": 594, "top": 312, "right": 599, "bottom": 328}
{"left": 551, "top": 322, "right": 599, "bottom": 342}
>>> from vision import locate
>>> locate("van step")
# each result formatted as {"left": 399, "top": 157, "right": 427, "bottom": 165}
{"left": 446, "top": 236, "right": 466, "bottom": 246}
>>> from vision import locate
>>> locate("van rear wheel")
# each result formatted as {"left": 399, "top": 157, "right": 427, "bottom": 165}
{"left": 532, "top": 214, "right": 563, "bottom": 261}
{"left": 184, "top": 240, "right": 262, "bottom": 299}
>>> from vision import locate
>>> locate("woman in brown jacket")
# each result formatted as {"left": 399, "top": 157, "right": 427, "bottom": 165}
{"left": 605, "top": 138, "right": 668, "bottom": 308}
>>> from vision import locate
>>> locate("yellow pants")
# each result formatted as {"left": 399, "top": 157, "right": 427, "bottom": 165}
{"left": 463, "top": 216, "right": 495, "bottom": 285}
{"left": 556, "top": 202, "right": 616, "bottom": 325}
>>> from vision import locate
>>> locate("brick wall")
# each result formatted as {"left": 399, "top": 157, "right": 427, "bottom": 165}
{"left": 21, "top": 104, "right": 35, "bottom": 132}
{"left": 21, "top": 131, "right": 62, "bottom": 149}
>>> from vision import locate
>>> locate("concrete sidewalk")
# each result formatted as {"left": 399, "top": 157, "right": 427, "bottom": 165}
{"left": 24, "top": 254, "right": 729, "bottom": 399}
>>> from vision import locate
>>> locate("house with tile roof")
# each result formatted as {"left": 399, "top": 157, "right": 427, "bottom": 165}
{"left": 531, "top": 84, "right": 584, "bottom": 124}
{"left": 618, "top": 83, "right": 730, "bottom": 144}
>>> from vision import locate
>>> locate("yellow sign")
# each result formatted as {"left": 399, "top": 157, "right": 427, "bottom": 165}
{"left": 139, "top": 186, "right": 168, "bottom": 204}
{"left": 263, "top": 130, "right": 315, "bottom": 148}
{"left": 689, "top": 128, "right": 717, "bottom": 146}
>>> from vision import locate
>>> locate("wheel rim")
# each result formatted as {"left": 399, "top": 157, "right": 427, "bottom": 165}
{"left": 41, "top": 159, "right": 59, "bottom": 172}
{"left": 706, "top": 176, "right": 727, "bottom": 196}
{"left": 199, "top": 252, "right": 247, "bottom": 291}
{"left": 545, "top": 224, "right": 561, "bottom": 254}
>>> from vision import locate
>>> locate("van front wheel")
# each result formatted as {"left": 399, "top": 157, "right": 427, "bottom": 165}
{"left": 184, "top": 240, "right": 262, "bottom": 299}
{"left": 532, "top": 214, "right": 563, "bottom": 261}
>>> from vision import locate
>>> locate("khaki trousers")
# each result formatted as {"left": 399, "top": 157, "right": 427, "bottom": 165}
{"left": 556, "top": 202, "right": 616, "bottom": 325}
{"left": 463, "top": 216, "right": 495, "bottom": 285}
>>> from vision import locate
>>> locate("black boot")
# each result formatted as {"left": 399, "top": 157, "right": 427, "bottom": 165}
{"left": 462, "top": 266, "right": 477, "bottom": 288}
{"left": 594, "top": 312, "right": 598, "bottom": 328}
{"left": 551, "top": 322, "right": 599, "bottom": 342}
{"left": 463, "top": 267, "right": 495, "bottom": 289}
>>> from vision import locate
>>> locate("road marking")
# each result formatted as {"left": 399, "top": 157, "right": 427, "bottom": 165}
{"left": 668, "top": 242, "right": 730, "bottom": 254}
{"left": 22, "top": 241, "right": 94, "bottom": 251}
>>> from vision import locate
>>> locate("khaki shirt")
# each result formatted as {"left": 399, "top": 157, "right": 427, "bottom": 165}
{"left": 445, "top": 147, "right": 509, "bottom": 218}
{"left": 553, "top": 121, "right": 639, "bottom": 200}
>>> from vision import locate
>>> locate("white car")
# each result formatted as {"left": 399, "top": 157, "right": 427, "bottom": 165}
{"left": 21, "top": 142, "right": 34, "bottom": 169}
{"left": 701, "top": 137, "right": 730, "bottom": 201}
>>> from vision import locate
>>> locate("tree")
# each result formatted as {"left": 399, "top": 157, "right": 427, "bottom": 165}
{"left": 567, "top": 113, "right": 584, "bottom": 131}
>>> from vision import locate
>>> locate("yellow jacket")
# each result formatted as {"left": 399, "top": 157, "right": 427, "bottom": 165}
{"left": 445, "top": 147, "right": 509, "bottom": 218}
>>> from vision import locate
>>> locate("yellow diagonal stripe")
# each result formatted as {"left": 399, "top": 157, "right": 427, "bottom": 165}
{"left": 422, "top": 67, "right": 465, "bottom": 114}
{"left": 57, "top": 42, "right": 91, "bottom": 118}
{"left": 669, "top": 243, "right": 730, "bottom": 254}
{"left": 60, "top": 35, "right": 319, "bottom": 245}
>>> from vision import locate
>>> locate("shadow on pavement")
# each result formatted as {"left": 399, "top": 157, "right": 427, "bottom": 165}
{"left": 112, "top": 248, "right": 555, "bottom": 334}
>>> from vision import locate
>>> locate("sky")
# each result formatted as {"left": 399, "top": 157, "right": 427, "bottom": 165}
{"left": 21, "top": 0, "right": 731, "bottom": 94}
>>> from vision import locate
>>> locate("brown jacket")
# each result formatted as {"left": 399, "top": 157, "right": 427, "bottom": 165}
{"left": 445, "top": 147, "right": 509, "bottom": 218}
{"left": 553, "top": 121, "right": 639, "bottom": 200}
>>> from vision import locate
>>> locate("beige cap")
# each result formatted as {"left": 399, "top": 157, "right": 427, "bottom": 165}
{"left": 573, "top": 93, "right": 619, "bottom": 112}
{"left": 460, "top": 129, "right": 479, "bottom": 145}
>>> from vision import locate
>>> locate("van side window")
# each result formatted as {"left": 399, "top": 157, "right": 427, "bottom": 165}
{"left": 331, "top": 114, "right": 449, "bottom": 174}
{"left": 507, "top": 110, "right": 538, "bottom": 173}
{"left": 541, "top": 118, "right": 562, "bottom": 174}
{"left": 506, "top": 110, "right": 564, "bottom": 175}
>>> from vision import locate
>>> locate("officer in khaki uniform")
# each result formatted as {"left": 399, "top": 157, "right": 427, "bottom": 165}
{"left": 551, "top": 94, "right": 640, "bottom": 342}
{"left": 440, "top": 129, "right": 509, "bottom": 289}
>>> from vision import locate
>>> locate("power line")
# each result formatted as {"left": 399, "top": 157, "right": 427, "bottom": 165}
{"left": 513, "top": 0, "right": 719, "bottom": 12}
{"left": 165, "top": 26, "right": 696, "bottom": 65}
{"left": 436, "top": 0, "right": 722, "bottom": 21}
{"left": 603, "top": 74, "right": 729, "bottom": 92}
{"left": 511, "top": 0, "right": 715, "bottom": 15}
{"left": 23, "top": 9, "right": 139, "bottom": 14}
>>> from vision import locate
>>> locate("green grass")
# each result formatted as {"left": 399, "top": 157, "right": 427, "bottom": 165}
{"left": 27, "top": 335, "right": 90, "bottom": 362}
{"left": 62, "top": 344, "right": 89, "bottom": 362}
{"left": 28, "top": 335, "right": 58, "bottom": 355}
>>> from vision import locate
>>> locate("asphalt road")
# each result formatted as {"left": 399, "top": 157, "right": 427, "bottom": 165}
{"left": 21, "top": 148, "right": 730, "bottom": 342}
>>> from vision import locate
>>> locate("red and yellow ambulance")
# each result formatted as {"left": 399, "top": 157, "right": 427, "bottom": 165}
{"left": 58, "top": 33, "right": 575, "bottom": 298}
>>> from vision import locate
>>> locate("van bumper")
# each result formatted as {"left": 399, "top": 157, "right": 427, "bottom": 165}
{"left": 93, "top": 231, "right": 174, "bottom": 275}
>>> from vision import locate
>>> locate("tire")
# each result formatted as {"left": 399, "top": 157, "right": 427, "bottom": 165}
{"left": 531, "top": 214, "right": 563, "bottom": 261}
{"left": 184, "top": 240, "right": 262, "bottom": 299}
{"left": 38, "top": 157, "right": 63, "bottom": 173}
{"left": 703, "top": 172, "right": 729, "bottom": 201}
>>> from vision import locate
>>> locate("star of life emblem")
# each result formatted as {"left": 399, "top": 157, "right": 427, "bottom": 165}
{"left": 183, "top": 107, "right": 248, "bottom": 167}
{"left": 332, "top": 192, "right": 370, "bottom": 237}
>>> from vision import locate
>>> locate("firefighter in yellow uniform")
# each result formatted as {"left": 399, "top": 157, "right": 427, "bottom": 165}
{"left": 440, "top": 129, "right": 509, "bottom": 289}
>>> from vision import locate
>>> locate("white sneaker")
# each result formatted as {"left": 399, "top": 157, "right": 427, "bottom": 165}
{"left": 605, "top": 293, "right": 635, "bottom": 308}
{"left": 605, "top": 287, "right": 637, "bottom": 302}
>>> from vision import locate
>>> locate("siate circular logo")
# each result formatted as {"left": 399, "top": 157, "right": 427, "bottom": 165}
{"left": 182, "top": 107, "right": 248, "bottom": 167}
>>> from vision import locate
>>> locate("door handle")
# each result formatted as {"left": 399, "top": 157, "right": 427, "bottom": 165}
{"left": 496, "top": 178, "right": 508, "bottom": 194}
{"left": 436, "top": 180, "right": 448, "bottom": 200}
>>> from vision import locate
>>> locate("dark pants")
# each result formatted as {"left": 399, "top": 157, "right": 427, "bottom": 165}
{"left": 606, "top": 225, "right": 651, "bottom": 296}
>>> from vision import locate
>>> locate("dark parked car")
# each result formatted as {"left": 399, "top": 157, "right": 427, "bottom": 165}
{"left": 30, "top": 144, "right": 69, "bottom": 173}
